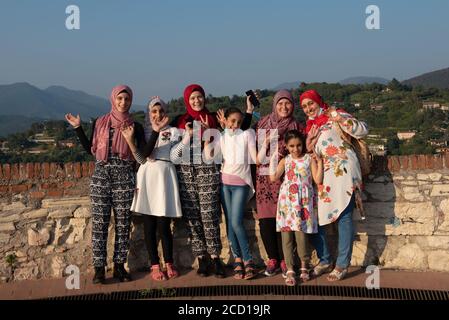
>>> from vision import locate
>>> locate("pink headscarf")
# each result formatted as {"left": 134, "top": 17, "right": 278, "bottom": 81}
{"left": 257, "top": 89, "right": 303, "bottom": 136}
{"left": 91, "top": 85, "right": 134, "bottom": 162}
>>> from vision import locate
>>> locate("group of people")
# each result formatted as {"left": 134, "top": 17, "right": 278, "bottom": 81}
{"left": 65, "top": 83, "right": 368, "bottom": 286}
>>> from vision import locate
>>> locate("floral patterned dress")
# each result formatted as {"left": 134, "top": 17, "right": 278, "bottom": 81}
{"left": 314, "top": 111, "right": 368, "bottom": 226}
{"left": 276, "top": 154, "right": 318, "bottom": 234}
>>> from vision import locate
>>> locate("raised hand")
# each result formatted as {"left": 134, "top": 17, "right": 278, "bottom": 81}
{"left": 246, "top": 90, "right": 261, "bottom": 113}
{"left": 151, "top": 115, "right": 169, "bottom": 132}
{"left": 306, "top": 125, "right": 320, "bottom": 152}
{"left": 121, "top": 124, "right": 135, "bottom": 142}
{"left": 65, "top": 113, "right": 81, "bottom": 128}
{"left": 327, "top": 107, "right": 344, "bottom": 123}
{"left": 216, "top": 109, "right": 226, "bottom": 129}
{"left": 199, "top": 115, "right": 210, "bottom": 129}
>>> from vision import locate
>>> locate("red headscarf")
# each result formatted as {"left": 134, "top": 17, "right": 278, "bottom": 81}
{"left": 91, "top": 85, "right": 134, "bottom": 162}
{"left": 300, "top": 89, "right": 338, "bottom": 134}
{"left": 177, "top": 84, "right": 217, "bottom": 130}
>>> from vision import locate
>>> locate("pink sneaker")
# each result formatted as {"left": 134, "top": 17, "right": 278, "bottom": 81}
{"left": 264, "top": 259, "right": 279, "bottom": 277}
{"left": 280, "top": 260, "right": 288, "bottom": 279}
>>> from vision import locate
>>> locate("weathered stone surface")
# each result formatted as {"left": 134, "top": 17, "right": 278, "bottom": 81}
{"left": 436, "top": 199, "right": 449, "bottom": 233}
{"left": 429, "top": 173, "right": 442, "bottom": 181}
{"left": 23, "top": 209, "right": 48, "bottom": 220}
{"left": 53, "top": 219, "right": 72, "bottom": 245}
{"left": 66, "top": 218, "right": 86, "bottom": 245}
{"left": 48, "top": 208, "right": 75, "bottom": 219}
{"left": 385, "top": 243, "right": 427, "bottom": 270}
{"left": 427, "top": 251, "right": 449, "bottom": 272}
{"left": 51, "top": 256, "right": 66, "bottom": 278}
{"left": 27, "top": 228, "right": 50, "bottom": 246}
{"left": 0, "top": 213, "right": 21, "bottom": 224}
{"left": 355, "top": 202, "right": 435, "bottom": 236}
{"left": 0, "top": 223, "right": 16, "bottom": 233}
{"left": 430, "top": 185, "right": 449, "bottom": 197}
{"left": 41, "top": 197, "right": 89, "bottom": 209}
{"left": 14, "top": 263, "right": 39, "bottom": 281}
{"left": 73, "top": 207, "right": 91, "bottom": 218}
{"left": 364, "top": 183, "right": 397, "bottom": 202}
{"left": 1, "top": 202, "right": 26, "bottom": 212}
{"left": 0, "top": 233, "right": 10, "bottom": 244}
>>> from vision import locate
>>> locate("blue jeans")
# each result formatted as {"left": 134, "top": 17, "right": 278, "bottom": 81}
{"left": 313, "top": 194, "right": 355, "bottom": 269}
{"left": 221, "top": 184, "right": 253, "bottom": 262}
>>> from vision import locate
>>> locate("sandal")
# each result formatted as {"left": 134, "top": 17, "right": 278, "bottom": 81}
{"left": 243, "top": 261, "right": 257, "bottom": 280}
{"left": 285, "top": 271, "right": 296, "bottom": 286}
{"left": 166, "top": 263, "right": 179, "bottom": 279}
{"left": 313, "top": 263, "right": 332, "bottom": 276}
{"left": 150, "top": 264, "right": 167, "bottom": 281}
{"left": 299, "top": 268, "right": 310, "bottom": 282}
{"left": 327, "top": 268, "right": 348, "bottom": 282}
{"left": 233, "top": 261, "right": 244, "bottom": 280}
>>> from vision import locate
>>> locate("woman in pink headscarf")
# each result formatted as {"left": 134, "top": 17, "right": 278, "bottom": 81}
{"left": 65, "top": 85, "right": 146, "bottom": 284}
{"left": 255, "top": 89, "right": 305, "bottom": 278}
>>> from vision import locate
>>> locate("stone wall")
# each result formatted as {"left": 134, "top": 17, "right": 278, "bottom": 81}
{"left": 1, "top": 154, "right": 449, "bottom": 282}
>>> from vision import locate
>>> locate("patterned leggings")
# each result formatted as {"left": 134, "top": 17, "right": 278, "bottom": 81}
{"left": 90, "top": 161, "right": 135, "bottom": 267}
{"left": 177, "top": 164, "right": 222, "bottom": 258}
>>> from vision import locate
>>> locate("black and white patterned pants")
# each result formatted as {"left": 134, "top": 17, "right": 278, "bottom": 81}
{"left": 177, "top": 164, "right": 222, "bottom": 257}
{"left": 90, "top": 160, "right": 135, "bottom": 267}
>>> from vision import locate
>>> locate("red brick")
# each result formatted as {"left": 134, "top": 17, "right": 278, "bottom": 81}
{"left": 63, "top": 181, "right": 75, "bottom": 189}
{"left": 74, "top": 162, "right": 81, "bottom": 178}
{"left": 27, "top": 163, "right": 34, "bottom": 179}
{"left": 388, "top": 156, "right": 401, "bottom": 172}
{"left": 19, "top": 163, "right": 27, "bottom": 179}
{"left": 42, "top": 163, "right": 50, "bottom": 179}
{"left": 65, "top": 162, "right": 74, "bottom": 177}
{"left": 82, "top": 162, "right": 89, "bottom": 177}
{"left": 11, "top": 164, "right": 19, "bottom": 179}
{"left": 418, "top": 155, "right": 426, "bottom": 170}
{"left": 399, "top": 156, "right": 409, "bottom": 170}
{"left": 47, "top": 190, "right": 63, "bottom": 198}
{"left": 434, "top": 155, "right": 443, "bottom": 169}
{"left": 41, "top": 183, "right": 58, "bottom": 190}
{"left": 34, "top": 163, "right": 41, "bottom": 179}
{"left": 0, "top": 165, "right": 3, "bottom": 179}
{"left": 425, "top": 155, "right": 434, "bottom": 169}
{"left": 3, "top": 164, "right": 11, "bottom": 180}
{"left": 444, "top": 152, "right": 449, "bottom": 169}
{"left": 89, "top": 162, "right": 95, "bottom": 176}
{"left": 0, "top": 186, "right": 9, "bottom": 193}
{"left": 30, "top": 191, "right": 46, "bottom": 199}
{"left": 410, "top": 155, "right": 419, "bottom": 170}
{"left": 50, "top": 163, "right": 58, "bottom": 177}
{"left": 11, "top": 184, "right": 30, "bottom": 193}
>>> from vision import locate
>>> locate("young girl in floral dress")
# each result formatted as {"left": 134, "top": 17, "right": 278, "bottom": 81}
{"left": 270, "top": 129, "right": 322, "bottom": 286}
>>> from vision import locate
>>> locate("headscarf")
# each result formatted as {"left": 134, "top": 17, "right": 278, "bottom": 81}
{"left": 91, "top": 85, "right": 134, "bottom": 162}
{"left": 144, "top": 96, "right": 168, "bottom": 142}
{"left": 257, "top": 89, "right": 303, "bottom": 136}
{"left": 300, "top": 89, "right": 338, "bottom": 134}
{"left": 176, "top": 84, "right": 217, "bottom": 130}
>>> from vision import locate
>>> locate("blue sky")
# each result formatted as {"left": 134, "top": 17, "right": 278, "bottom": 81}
{"left": 1, "top": 0, "right": 448, "bottom": 104}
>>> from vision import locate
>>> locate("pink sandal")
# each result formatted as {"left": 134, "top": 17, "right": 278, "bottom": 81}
{"left": 150, "top": 264, "right": 167, "bottom": 281}
{"left": 166, "top": 263, "right": 179, "bottom": 279}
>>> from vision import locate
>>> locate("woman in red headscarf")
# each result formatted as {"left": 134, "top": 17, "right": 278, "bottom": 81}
{"left": 65, "top": 85, "right": 146, "bottom": 284}
{"left": 299, "top": 89, "right": 368, "bottom": 281}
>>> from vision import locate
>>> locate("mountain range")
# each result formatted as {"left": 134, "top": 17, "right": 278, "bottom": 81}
{"left": 1, "top": 66, "right": 449, "bottom": 136}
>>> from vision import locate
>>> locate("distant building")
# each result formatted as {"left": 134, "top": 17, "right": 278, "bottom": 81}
{"left": 436, "top": 147, "right": 449, "bottom": 154}
{"left": 27, "top": 147, "right": 46, "bottom": 154}
{"left": 58, "top": 140, "right": 76, "bottom": 148}
{"left": 370, "top": 104, "right": 384, "bottom": 111}
{"left": 368, "top": 144, "right": 387, "bottom": 156}
{"left": 397, "top": 131, "right": 416, "bottom": 140}
{"left": 29, "top": 134, "right": 56, "bottom": 145}
{"left": 353, "top": 103, "right": 361, "bottom": 108}
{"left": 429, "top": 140, "right": 448, "bottom": 147}
{"left": 0, "top": 141, "right": 9, "bottom": 152}
{"left": 422, "top": 101, "right": 441, "bottom": 110}
{"left": 441, "top": 105, "right": 449, "bottom": 111}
